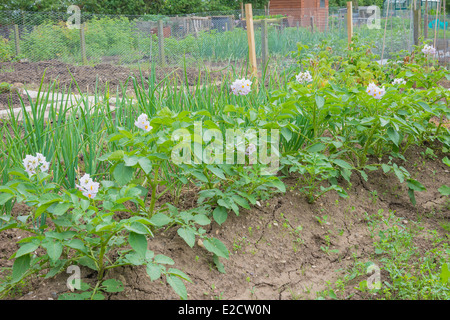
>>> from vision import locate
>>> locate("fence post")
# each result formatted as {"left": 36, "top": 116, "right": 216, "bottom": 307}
{"left": 413, "top": 6, "right": 420, "bottom": 46}
{"left": 245, "top": 3, "right": 258, "bottom": 86}
{"left": 157, "top": 20, "right": 165, "bottom": 67}
{"left": 347, "top": 1, "right": 353, "bottom": 44}
{"left": 13, "top": 24, "right": 20, "bottom": 56}
{"left": 424, "top": 0, "right": 428, "bottom": 39}
{"left": 262, "top": 19, "right": 269, "bottom": 72}
{"left": 228, "top": 16, "right": 234, "bottom": 31}
{"left": 80, "top": 22, "right": 87, "bottom": 65}
{"left": 310, "top": 16, "right": 314, "bottom": 33}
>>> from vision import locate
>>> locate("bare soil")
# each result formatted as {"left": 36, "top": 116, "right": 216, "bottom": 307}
{"left": 0, "top": 60, "right": 228, "bottom": 110}
{"left": 0, "top": 143, "right": 449, "bottom": 300}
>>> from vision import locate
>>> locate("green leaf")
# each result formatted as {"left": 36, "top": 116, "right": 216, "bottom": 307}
{"left": 138, "top": 157, "right": 152, "bottom": 174}
{"left": 192, "top": 214, "right": 210, "bottom": 226}
{"left": 332, "top": 159, "right": 353, "bottom": 170}
{"left": 149, "top": 213, "right": 171, "bottom": 227}
{"left": 52, "top": 202, "right": 72, "bottom": 216}
{"left": 168, "top": 268, "right": 192, "bottom": 282}
{"left": 0, "top": 193, "right": 14, "bottom": 205}
{"left": 306, "top": 143, "right": 326, "bottom": 153}
{"left": 223, "top": 105, "right": 236, "bottom": 113}
{"left": 408, "top": 188, "right": 416, "bottom": 206}
{"left": 191, "top": 170, "right": 209, "bottom": 183}
{"left": 232, "top": 195, "right": 250, "bottom": 209}
{"left": 213, "top": 206, "right": 228, "bottom": 225}
{"left": 207, "top": 165, "right": 226, "bottom": 180}
{"left": 387, "top": 127, "right": 400, "bottom": 146}
{"left": 36, "top": 199, "right": 61, "bottom": 218}
{"left": 203, "top": 238, "right": 229, "bottom": 259}
{"left": 91, "top": 293, "right": 105, "bottom": 300}
{"left": 113, "top": 163, "right": 134, "bottom": 185}
{"left": 177, "top": 228, "right": 195, "bottom": 248}
{"left": 315, "top": 95, "right": 325, "bottom": 108}
{"left": 107, "top": 150, "right": 125, "bottom": 161}
{"left": 78, "top": 256, "right": 98, "bottom": 271}
{"left": 270, "top": 179, "right": 286, "bottom": 193}
{"left": 41, "top": 239, "right": 63, "bottom": 262}
{"left": 102, "top": 279, "right": 124, "bottom": 293}
{"left": 123, "top": 155, "right": 139, "bottom": 167}
{"left": 280, "top": 127, "right": 292, "bottom": 142}
{"left": 440, "top": 263, "right": 450, "bottom": 284}
{"left": 166, "top": 275, "right": 188, "bottom": 300}
{"left": 443, "top": 157, "right": 450, "bottom": 167}
{"left": 125, "top": 252, "right": 144, "bottom": 266}
{"left": 146, "top": 264, "right": 162, "bottom": 281}
{"left": 15, "top": 242, "right": 39, "bottom": 258}
{"left": 65, "top": 239, "right": 87, "bottom": 253}
{"left": 154, "top": 254, "right": 174, "bottom": 265}
{"left": 125, "top": 221, "right": 152, "bottom": 235}
{"left": 438, "top": 185, "right": 450, "bottom": 196}
{"left": 12, "top": 254, "right": 31, "bottom": 283}
{"left": 406, "top": 179, "right": 426, "bottom": 192}
{"left": 213, "top": 254, "right": 226, "bottom": 274}
{"left": 381, "top": 163, "right": 391, "bottom": 173}
{"left": 129, "top": 232, "right": 147, "bottom": 258}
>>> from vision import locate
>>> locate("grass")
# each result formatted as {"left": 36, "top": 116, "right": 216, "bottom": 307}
{"left": 319, "top": 210, "right": 450, "bottom": 300}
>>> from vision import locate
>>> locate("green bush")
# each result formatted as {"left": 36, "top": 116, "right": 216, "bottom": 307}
{"left": 0, "top": 37, "right": 14, "bottom": 62}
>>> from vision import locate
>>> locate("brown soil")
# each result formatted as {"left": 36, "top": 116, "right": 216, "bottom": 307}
{"left": 0, "top": 90, "right": 29, "bottom": 111}
{"left": 1, "top": 143, "right": 449, "bottom": 300}
{"left": 0, "top": 60, "right": 229, "bottom": 110}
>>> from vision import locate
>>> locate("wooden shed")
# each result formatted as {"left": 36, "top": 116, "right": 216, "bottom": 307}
{"left": 269, "top": 0, "right": 329, "bottom": 31}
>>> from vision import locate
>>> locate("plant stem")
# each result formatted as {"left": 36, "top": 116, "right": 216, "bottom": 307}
{"left": 149, "top": 166, "right": 159, "bottom": 218}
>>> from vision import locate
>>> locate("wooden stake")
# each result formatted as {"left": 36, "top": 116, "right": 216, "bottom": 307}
{"left": 13, "top": 24, "right": 20, "bottom": 56}
{"left": 413, "top": 1, "right": 420, "bottom": 46}
{"left": 433, "top": 0, "right": 440, "bottom": 48}
{"left": 424, "top": 0, "right": 429, "bottom": 39}
{"left": 444, "top": 0, "right": 447, "bottom": 66}
{"left": 380, "top": 0, "right": 391, "bottom": 65}
{"left": 262, "top": 19, "right": 269, "bottom": 72}
{"left": 245, "top": 3, "right": 258, "bottom": 86}
{"left": 80, "top": 22, "right": 87, "bottom": 65}
{"left": 157, "top": 20, "right": 165, "bottom": 67}
{"left": 347, "top": 1, "right": 353, "bottom": 44}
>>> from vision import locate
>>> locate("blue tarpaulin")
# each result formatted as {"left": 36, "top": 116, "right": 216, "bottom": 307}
{"left": 429, "top": 19, "right": 448, "bottom": 30}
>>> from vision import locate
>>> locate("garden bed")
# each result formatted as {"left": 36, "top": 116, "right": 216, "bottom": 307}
{"left": 1, "top": 39, "right": 449, "bottom": 302}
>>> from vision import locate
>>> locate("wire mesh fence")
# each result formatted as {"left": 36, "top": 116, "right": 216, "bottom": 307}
{"left": 0, "top": 7, "right": 448, "bottom": 96}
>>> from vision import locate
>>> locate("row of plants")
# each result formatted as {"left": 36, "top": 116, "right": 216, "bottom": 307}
{"left": 0, "top": 36, "right": 449, "bottom": 299}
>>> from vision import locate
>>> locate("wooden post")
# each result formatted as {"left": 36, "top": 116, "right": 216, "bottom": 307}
{"left": 310, "top": 16, "right": 314, "bottom": 33}
{"left": 245, "top": 3, "right": 258, "bottom": 87}
{"left": 241, "top": 2, "right": 244, "bottom": 20}
{"left": 13, "top": 24, "right": 20, "bottom": 56}
{"left": 262, "top": 19, "right": 269, "bottom": 71}
{"left": 228, "top": 16, "right": 234, "bottom": 30}
{"left": 444, "top": 0, "right": 447, "bottom": 66}
{"left": 413, "top": 5, "right": 420, "bottom": 46}
{"left": 157, "top": 20, "right": 165, "bottom": 66}
{"left": 347, "top": 1, "right": 353, "bottom": 44}
{"left": 424, "top": 0, "right": 428, "bottom": 39}
{"left": 80, "top": 22, "right": 87, "bottom": 64}
{"left": 433, "top": 0, "right": 440, "bottom": 48}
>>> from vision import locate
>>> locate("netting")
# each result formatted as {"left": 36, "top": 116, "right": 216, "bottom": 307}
{"left": 0, "top": 7, "right": 448, "bottom": 94}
